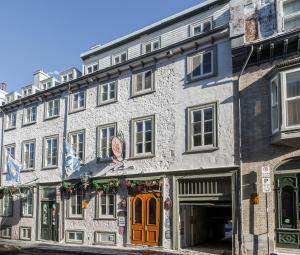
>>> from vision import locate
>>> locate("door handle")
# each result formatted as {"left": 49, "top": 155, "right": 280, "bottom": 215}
{"left": 145, "top": 225, "right": 148, "bottom": 231}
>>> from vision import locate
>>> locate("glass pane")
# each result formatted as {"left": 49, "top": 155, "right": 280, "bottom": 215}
{"left": 204, "top": 133, "right": 213, "bottom": 145}
{"left": 136, "top": 132, "right": 143, "bottom": 143}
{"left": 145, "top": 131, "right": 152, "bottom": 142}
{"left": 145, "top": 120, "right": 152, "bottom": 131}
{"left": 145, "top": 71, "right": 152, "bottom": 90}
{"left": 204, "top": 121, "right": 212, "bottom": 132}
{"left": 145, "top": 44, "right": 151, "bottom": 53}
{"left": 271, "top": 81, "right": 278, "bottom": 104}
{"left": 287, "top": 99, "right": 300, "bottom": 126}
{"left": 193, "top": 110, "right": 202, "bottom": 122}
{"left": 272, "top": 106, "right": 279, "bottom": 130}
{"left": 134, "top": 198, "right": 142, "bottom": 224}
{"left": 204, "top": 108, "right": 213, "bottom": 120}
{"left": 193, "top": 122, "right": 201, "bottom": 134}
{"left": 203, "top": 21, "right": 211, "bottom": 32}
{"left": 136, "top": 144, "right": 143, "bottom": 154}
{"left": 136, "top": 122, "right": 143, "bottom": 132}
{"left": 148, "top": 198, "right": 156, "bottom": 225}
{"left": 281, "top": 186, "right": 296, "bottom": 228}
{"left": 136, "top": 74, "right": 143, "bottom": 92}
{"left": 192, "top": 55, "right": 201, "bottom": 77}
{"left": 193, "top": 135, "right": 202, "bottom": 147}
{"left": 286, "top": 71, "right": 300, "bottom": 98}
{"left": 145, "top": 142, "right": 152, "bottom": 153}
{"left": 285, "top": 16, "right": 300, "bottom": 31}
{"left": 203, "top": 52, "right": 212, "bottom": 74}
{"left": 283, "top": 0, "right": 300, "bottom": 16}
{"left": 193, "top": 25, "right": 202, "bottom": 35}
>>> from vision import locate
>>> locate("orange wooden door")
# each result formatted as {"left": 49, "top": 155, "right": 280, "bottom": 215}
{"left": 130, "top": 193, "right": 160, "bottom": 246}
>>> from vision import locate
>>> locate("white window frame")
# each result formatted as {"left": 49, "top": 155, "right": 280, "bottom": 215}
{"left": 6, "top": 112, "right": 16, "bottom": 129}
{"left": 282, "top": 0, "right": 300, "bottom": 31}
{"left": 70, "top": 91, "right": 86, "bottom": 112}
{"left": 45, "top": 98, "right": 60, "bottom": 119}
{"left": 43, "top": 135, "right": 58, "bottom": 168}
{"left": 23, "top": 105, "right": 37, "bottom": 125}
{"left": 3, "top": 144, "right": 15, "bottom": 173}
{"left": 1, "top": 226, "right": 11, "bottom": 239}
{"left": 132, "top": 69, "right": 154, "bottom": 96}
{"left": 98, "top": 81, "right": 117, "bottom": 105}
{"left": 188, "top": 49, "right": 214, "bottom": 81}
{"left": 281, "top": 67, "right": 300, "bottom": 129}
{"left": 190, "top": 17, "right": 213, "bottom": 36}
{"left": 131, "top": 115, "right": 155, "bottom": 157}
{"left": 97, "top": 193, "right": 116, "bottom": 219}
{"left": 94, "top": 232, "right": 116, "bottom": 245}
{"left": 69, "top": 130, "right": 85, "bottom": 162}
{"left": 0, "top": 194, "right": 13, "bottom": 217}
{"left": 86, "top": 62, "right": 99, "bottom": 74}
{"left": 20, "top": 227, "right": 31, "bottom": 240}
{"left": 66, "top": 230, "right": 84, "bottom": 244}
{"left": 21, "top": 188, "right": 33, "bottom": 217}
{"left": 22, "top": 140, "right": 35, "bottom": 170}
{"left": 113, "top": 51, "right": 127, "bottom": 65}
{"left": 68, "top": 190, "right": 83, "bottom": 219}
{"left": 42, "top": 81, "right": 52, "bottom": 90}
{"left": 143, "top": 38, "right": 160, "bottom": 54}
{"left": 188, "top": 103, "right": 217, "bottom": 151}
{"left": 97, "top": 123, "right": 117, "bottom": 160}
{"left": 270, "top": 76, "right": 280, "bottom": 134}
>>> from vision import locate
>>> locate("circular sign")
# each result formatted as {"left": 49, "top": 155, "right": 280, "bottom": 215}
{"left": 112, "top": 136, "right": 123, "bottom": 161}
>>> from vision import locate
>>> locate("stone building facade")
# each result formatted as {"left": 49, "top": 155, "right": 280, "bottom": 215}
{"left": 0, "top": 1, "right": 239, "bottom": 254}
{"left": 230, "top": 0, "right": 300, "bottom": 254}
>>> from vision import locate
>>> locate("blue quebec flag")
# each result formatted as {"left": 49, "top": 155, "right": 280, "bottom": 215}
{"left": 64, "top": 140, "right": 80, "bottom": 177}
{"left": 6, "top": 154, "right": 21, "bottom": 183}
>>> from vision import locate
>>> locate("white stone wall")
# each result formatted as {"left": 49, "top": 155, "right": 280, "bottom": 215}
{"left": 0, "top": 39, "right": 235, "bottom": 247}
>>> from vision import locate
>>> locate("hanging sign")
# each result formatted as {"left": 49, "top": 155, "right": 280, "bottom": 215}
{"left": 112, "top": 134, "right": 124, "bottom": 162}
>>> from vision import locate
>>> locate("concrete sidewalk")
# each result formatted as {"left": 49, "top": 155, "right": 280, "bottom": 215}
{"left": 0, "top": 239, "right": 181, "bottom": 255}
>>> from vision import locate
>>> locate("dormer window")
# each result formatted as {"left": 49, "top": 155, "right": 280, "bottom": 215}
{"left": 144, "top": 39, "right": 160, "bottom": 54}
{"left": 113, "top": 52, "right": 127, "bottom": 65}
{"left": 42, "top": 81, "right": 52, "bottom": 90}
{"left": 270, "top": 66, "right": 300, "bottom": 147}
{"left": 190, "top": 18, "right": 212, "bottom": 36}
{"left": 63, "top": 75, "right": 68, "bottom": 82}
{"left": 283, "top": 0, "right": 300, "bottom": 31}
{"left": 87, "top": 63, "right": 98, "bottom": 74}
{"left": 62, "top": 73, "right": 74, "bottom": 82}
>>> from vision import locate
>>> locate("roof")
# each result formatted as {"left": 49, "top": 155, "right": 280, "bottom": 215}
{"left": 80, "top": 0, "right": 227, "bottom": 60}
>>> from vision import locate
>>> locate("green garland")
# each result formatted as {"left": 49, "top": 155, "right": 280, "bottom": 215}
{"left": 92, "top": 179, "right": 119, "bottom": 193}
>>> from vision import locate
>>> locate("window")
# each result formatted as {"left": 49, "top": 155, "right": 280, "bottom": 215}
{"left": 132, "top": 69, "right": 154, "bottom": 96}
{"left": 87, "top": 63, "right": 98, "bottom": 74}
{"left": 95, "top": 232, "right": 116, "bottom": 245}
{"left": 113, "top": 52, "right": 127, "bottom": 65}
{"left": 98, "top": 81, "right": 117, "bottom": 104}
{"left": 97, "top": 193, "right": 115, "bottom": 218}
{"left": 190, "top": 18, "right": 212, "bottom": 36}
{"left": 0, "top": 194, "right": 13, "bottom": 217}
{"left": 23, "top": 105, "right": 37, "bottom": 124}
{"left": 283, "top": 0, "right": 300, "bottom": 31}
{"left": 42, "top": 81, "right": 52, "bottom": 90}
{"left": 66, "top": 231, "right": 83, "bottom": 243}
{"left": 188, "top": 104, "right": 217, "bottom": 151}
{"left": 144, "top": 38, "right": 160, "bottom": 54}
{"left": 1, "top": 226, "right": 11, "bottom": 239}
{"left": 3, "top": 144, "right": 15, "bottom": 173}
{"left": 69, "top": 130, "right": 85, "bottom": 161}
{"left": 22, "top": 140, "right": 35, "bottom": 170}
{"left": 23, "top": 88, "right": 32, "bottom": 97}
{"left": 6, "top": 112, "right": 16, "bottom": 129}
{"left": 21, "top": 188, "right": 33, "bottom": 217}
{"left": 70, "top": 91, "right": 85, "bottom": 112}
{"left": 63, "top": 75, "right": 68, "bottom": 82}
{"left": 68, "top": 191, "right": 83, "bottom": 218}
{"left": 97, "top": 124, "right": 116, "bottom": 160}
{"left": 43, "top": 136, "right": 58, "bottom": 168}
{"left": 20, "top": 227, "right": 31, "bottom": 240}
{"left": 283, "top": 69, "right": 300, "bottom": 127}
{"left": 45, "top": 99, "right": 60, "bottom": 119}
{"left": 271, "top": 77, "right": 279, "bottom": 133}
{"left": 188, "top": 49, "right": 215, "bottom": 80}
{"left": 132, "top": 116, "right": 155, "bottom": 157}
{"left": 68, "top": 73, "right": 73, "bottom": 81}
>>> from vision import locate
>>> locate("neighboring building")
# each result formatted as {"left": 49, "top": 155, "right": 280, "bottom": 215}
{"left": 230, "top": 0, "right": 300, "bottom": 254}
{"left": 0, "top": 83, "right": 8, "bottom": 106}
{"left": 0, "top": 0, "right": 238, "bottom": 254}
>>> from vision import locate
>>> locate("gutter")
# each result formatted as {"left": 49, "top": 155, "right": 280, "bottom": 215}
{"left": 237, "top": 45, "right": 254, "bottom": 255}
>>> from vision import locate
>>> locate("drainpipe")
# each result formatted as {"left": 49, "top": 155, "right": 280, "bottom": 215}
{"left": 237, "top": 45, "right": 254, "bottom": 255}
{"left": 0, "top": 108, "right": 4, "bottom": 187}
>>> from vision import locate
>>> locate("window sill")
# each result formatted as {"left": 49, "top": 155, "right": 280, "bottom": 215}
{"left": 44, "top": 115, "right": 60, "bottom": 121}
{"left": 66, "top": 240, "right": 83, "bottom": 244}
{"left": 97, "top": 99, "right": 117, "bottom": 107}
{"left": 183, "top": 147, "right": 219, "bottom": 154}
{"left": 4, "top": 127, "right": 16, "bottom": 132}
{"left": 22, "top": 121, "right": 37, "bottom": 127}
{"left": 66, "top": 216, "right": 84, "bottom": 220}
{"left": 97, "top": 157, "right": 113, "bottom": 164}
{"left": 94, "top": 242, "right": 116, "bottom": 246}
{"left": 127, "top": 154, "right": 155, "bottom": 161}
{"left": 68, "top": 108, "right": 86, "bottom": 115}
{"left": 185, "top": 73, "right": 216, "bottom": 85}
{"left": 21, "top": 215, "right": 33, "bottom": 218}
{"left": 41, "top": 166, "right": 58, "bottom": 170}
{"left": 130, "top": 90, "right": 155, "bottom": 99}
{"left": 21, "top": 169, "right": 35, "bottom": 172}
{"left": 0, "top": 237, "right": 12, "bottom": 239}
{"left": 94, "top": 217, "right": 117, "bottom": 221}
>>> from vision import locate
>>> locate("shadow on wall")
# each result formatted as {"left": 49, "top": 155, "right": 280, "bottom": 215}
{"left": 0, "top": 196, "right": 21, "bottom": 229}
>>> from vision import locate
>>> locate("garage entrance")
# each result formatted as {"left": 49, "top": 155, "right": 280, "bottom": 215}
{"left": 177, "top": 175, "right": 234, "bottom": 254}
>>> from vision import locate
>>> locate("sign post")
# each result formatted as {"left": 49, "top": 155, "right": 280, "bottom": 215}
{"left": 262, "top": 165, "right": 271, "bottom": 255}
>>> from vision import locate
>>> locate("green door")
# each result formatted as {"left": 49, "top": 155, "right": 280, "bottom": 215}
{"left": 41, "top": 201, "right": 59, "bottom": 241}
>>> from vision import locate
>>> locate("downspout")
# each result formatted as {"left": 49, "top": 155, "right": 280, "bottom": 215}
{"left": 237, "top": 45, "right": 254, "bottom": 255}
{"left": 0, "top": 108, "right": 4, "bottom": 188}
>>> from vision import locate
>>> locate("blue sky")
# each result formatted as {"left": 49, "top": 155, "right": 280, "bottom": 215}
{"left": 0, "top": 0, "right": 203, "bottom": 92}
